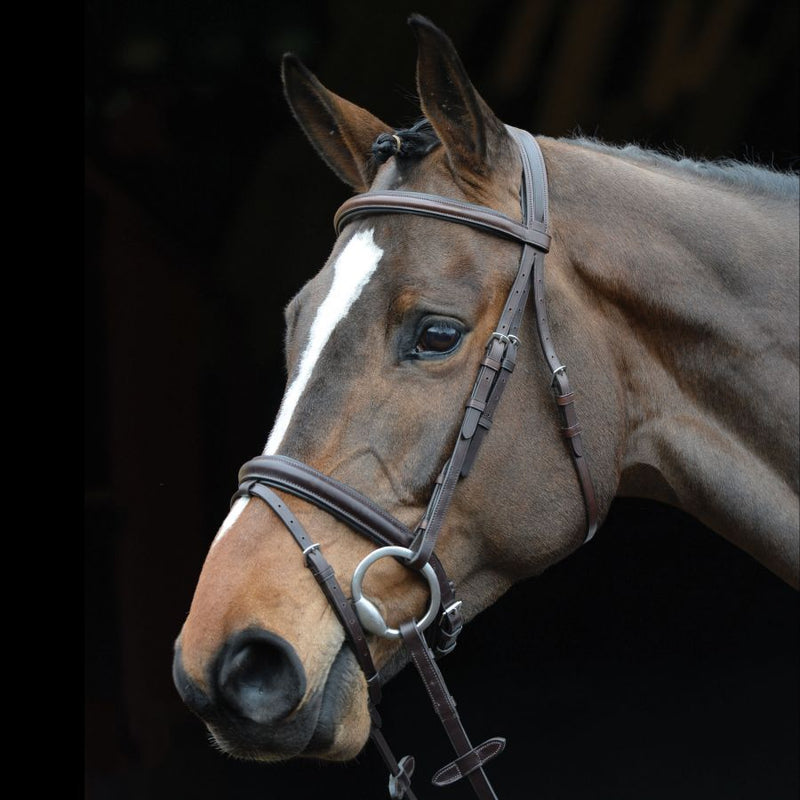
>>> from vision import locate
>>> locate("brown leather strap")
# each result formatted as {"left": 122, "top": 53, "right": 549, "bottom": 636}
{"left": 399, "top": 621, "right": 503, "bottom": 799}
{"left": 335, "top": 190, "right": 552, "bottom": 251}
{"left": 461, "top": 337, "right": 518, "bottom": 477}
{"left": 431, "top": 738, "right": 507, "bottom": 787}
{"left": 552, "top": 371, "right": 598, "bottom": 539}
{"left": 238, "top": 455, "right": 414, "bottom": 547}
{"left": 407, "top": 333, "right": 511, "bottom": 569}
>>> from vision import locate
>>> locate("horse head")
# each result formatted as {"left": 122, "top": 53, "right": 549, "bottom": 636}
{"left": 172, "top": 15, "right": 619, "bottom": 766}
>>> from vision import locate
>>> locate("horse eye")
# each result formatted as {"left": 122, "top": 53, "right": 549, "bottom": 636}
{"left": 415, "top": 323, "right": 462, "bottom": 355}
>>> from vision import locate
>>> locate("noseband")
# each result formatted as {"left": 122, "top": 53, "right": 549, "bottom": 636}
{"left": 233, "top": 127, "right": 598, "bottom": 799}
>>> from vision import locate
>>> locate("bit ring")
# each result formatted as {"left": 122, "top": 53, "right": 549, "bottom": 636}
{"left": 351, "top": 546, "right": 441, "bottom": 639}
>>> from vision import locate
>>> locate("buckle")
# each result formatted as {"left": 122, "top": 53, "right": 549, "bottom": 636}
{"left": 550, "top": 363, "right": 567, "bottom": 387}
{"left": 388, "top": 754, "right": 415, "bottom": 799}
{"left": 487, "top": 331, "right": 520, "bottom": 349}
{"left": 434, "top": 600, "right": 464, "bottom": 657}
{"left": 301, "top": 542, "right": 320, "bottom": 557}
{"left": 443, "top": 599, "right": 463, "bottom": 618}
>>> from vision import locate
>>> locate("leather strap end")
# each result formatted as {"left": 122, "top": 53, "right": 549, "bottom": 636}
{"left": 500, "top": 353, "right": 517, "bottom": 372}
{"left": 431, "top": 737, "right": 506, "bottom": 787}
{"left": 460, "top": 405, "right": 484, "bottom": 440}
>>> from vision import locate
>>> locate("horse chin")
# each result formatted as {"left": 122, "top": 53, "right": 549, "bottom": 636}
{"left": 207, "top": 645, "right": 372, "bottom": 763}
{"left": 303, "top": 645, "right": 372, "bottom": 761}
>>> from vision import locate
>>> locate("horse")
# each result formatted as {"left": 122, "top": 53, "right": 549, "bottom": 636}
{"left": 172, "top": 14, "right": 799, "bottom": 799}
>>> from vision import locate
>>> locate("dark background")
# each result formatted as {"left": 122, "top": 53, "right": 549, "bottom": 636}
{"left": 85, "top": 1, "right": 798, "bottom": 798}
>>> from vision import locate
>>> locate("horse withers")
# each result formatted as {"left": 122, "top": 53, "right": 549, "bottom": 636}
{"left": 172, "top": 13, "right": 799, "bottom": 796}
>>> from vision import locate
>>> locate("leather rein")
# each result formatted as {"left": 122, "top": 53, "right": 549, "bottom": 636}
{"left": 233, "top": 126, "right": 597, "bottom": 799}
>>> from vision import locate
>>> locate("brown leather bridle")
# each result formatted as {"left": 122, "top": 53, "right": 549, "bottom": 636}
{"left": 233, "top": 126, "right": 597, "bottom": 799}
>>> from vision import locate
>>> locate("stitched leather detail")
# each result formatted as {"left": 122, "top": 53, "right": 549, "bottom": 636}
{"left": 400, "top": 622, "right": 502, "bottom": 799}
{"left": 335, "top": 190, "right": 552, "bottom": 251}
{"left": 432, "top": 737, "right": 506, "bottom": 786}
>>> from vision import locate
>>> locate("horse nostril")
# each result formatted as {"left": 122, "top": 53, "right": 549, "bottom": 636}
{"left": 216, "top": 629, "right": 307, "bottom": 725}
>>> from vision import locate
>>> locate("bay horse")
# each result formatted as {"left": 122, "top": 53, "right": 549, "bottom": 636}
{"left": 173, "top": 14, "right": 799, "bottom": 799}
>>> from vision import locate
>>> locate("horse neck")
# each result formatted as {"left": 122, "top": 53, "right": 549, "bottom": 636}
{"left": 538, "top": 137, "right": 800, "bottom": 586}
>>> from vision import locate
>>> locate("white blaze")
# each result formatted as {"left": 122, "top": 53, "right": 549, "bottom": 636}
{"left": 264, "top": 228, "right": 383, "bottom": 455}
{"left": 210, "top": 228, "right": 383, "bottom": 548}
{"left": 211, "top": 496, "right": 248, "bottom": 547}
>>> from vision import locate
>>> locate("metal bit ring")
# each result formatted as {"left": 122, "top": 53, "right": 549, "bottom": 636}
{"left": 351, "top": 546, "right": 441, "bottom": 639}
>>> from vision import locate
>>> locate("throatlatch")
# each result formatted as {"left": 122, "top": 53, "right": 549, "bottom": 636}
{"left": 235, "top": 127, "right": 597, "bottom": 800}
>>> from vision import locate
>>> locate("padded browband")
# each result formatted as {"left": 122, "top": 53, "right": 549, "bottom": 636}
{"left": 335, "top": 190, "right": 552, "bottom": 252}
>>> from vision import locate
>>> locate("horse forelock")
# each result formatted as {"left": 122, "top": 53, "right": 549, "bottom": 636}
{"left": 367, "top": 118, "right": 521, "bottom": 212}
{"left": 370, "top": 118, "right": 441, "bottom": 166}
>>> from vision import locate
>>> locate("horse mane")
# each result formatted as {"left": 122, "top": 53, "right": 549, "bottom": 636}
{"left": 370, "top": 121, "right": 798, "bottom": 202}
{"left": 571, "top": 136, "right": 799, "bottom": 202}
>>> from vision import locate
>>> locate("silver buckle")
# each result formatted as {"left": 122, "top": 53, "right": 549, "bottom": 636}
{"left": 443, "top": 600, "right": 462, "bottom": 617}
{"left": 487, "top": 331, "right": 520, "bottom": 347}
{"left": 487, "top": 332, "right": 521, "bottom": 358}
{"left": 487, "top": 331, "right": 510, "bottom": 347}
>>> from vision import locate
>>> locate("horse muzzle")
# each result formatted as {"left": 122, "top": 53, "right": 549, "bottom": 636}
{"left": 172, "top": 629, "right": 369, "bottom": 761}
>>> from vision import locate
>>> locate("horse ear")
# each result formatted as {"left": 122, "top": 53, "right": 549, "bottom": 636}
{"left": 409, "top": 14, "right": 510, "bottom": 175}
{"left": 281, "top": 54, "right": 392, "bottom": 191}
